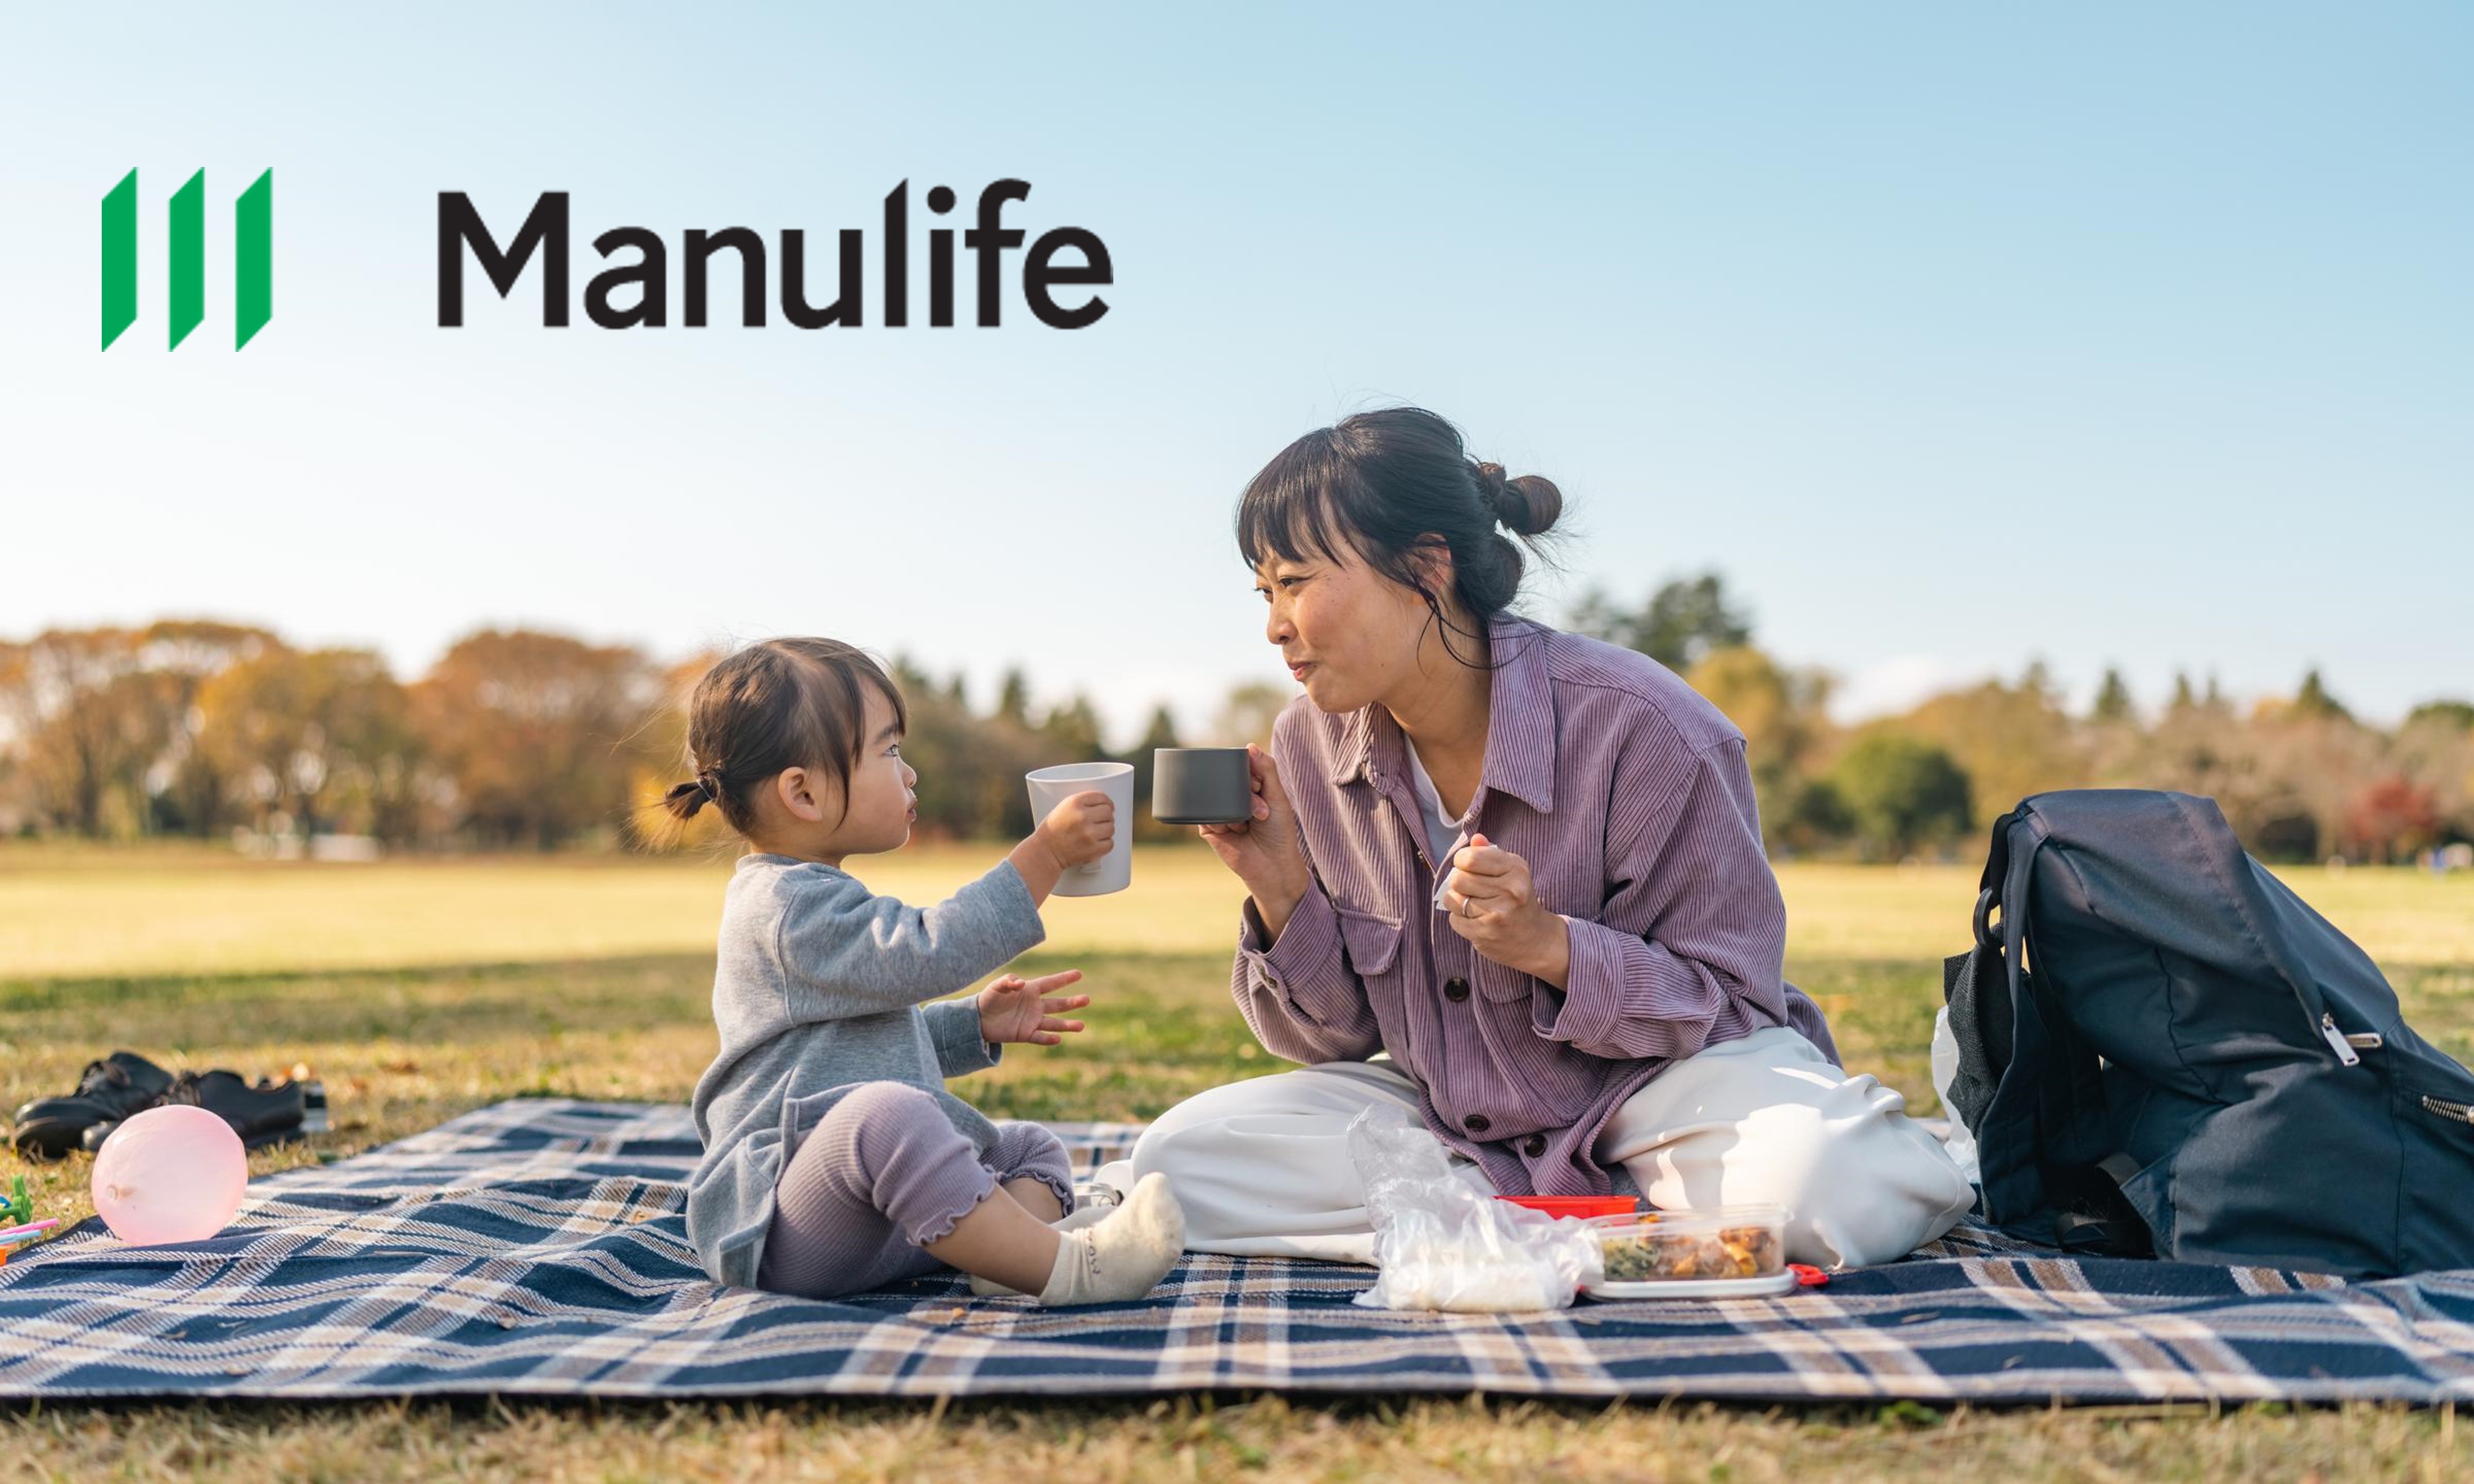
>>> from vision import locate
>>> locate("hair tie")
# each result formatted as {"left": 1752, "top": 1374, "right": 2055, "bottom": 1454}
{"left": 1474, "top": 464, "right": 1521, "bottom": 528}
{"left": 696, "top": 772, "right": 721, "bottom": 804}
{"left": 1469, "top": 460, "right": 1513, "bottom": 524}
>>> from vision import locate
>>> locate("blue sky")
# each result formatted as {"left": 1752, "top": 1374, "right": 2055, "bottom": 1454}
{"left": 4, "top": 3, "right": 2467, "bottom": 743}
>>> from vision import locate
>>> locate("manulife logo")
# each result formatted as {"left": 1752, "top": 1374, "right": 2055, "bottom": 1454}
{"left": 101, "top": 169, "right": 273, "bottom": 350}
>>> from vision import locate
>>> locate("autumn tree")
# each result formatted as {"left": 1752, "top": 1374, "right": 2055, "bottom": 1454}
{"left": 0, "top": 628, "right": 178, "bottom": 838}
{"left": 2346, "top": 776, "right": 2441, "bottom": 863}
{"left": 2239, "top": 677, "right": 2382, "bottom": 861}
{"left": 2392, "top": 702, "right": 2474, "bottom": 848}
{"left": 1683, "top": 645, "right": 1835, "bottom": 849}
{"left": 413, "top": 629, "right": 659, "bottom": 848}
{"left": 148, "top": 621, "right": 288, "bottom": 834}
{"left": 192, "top": 647, "right": 426, "bottom": 841}
{"left": 1888, "top": 666, "right": 2089, "bottom": 830}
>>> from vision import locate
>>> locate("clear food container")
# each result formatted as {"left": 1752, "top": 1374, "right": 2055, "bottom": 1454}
{"left": 1583, "top": 1204, "right": 1794, "bottom": 1299}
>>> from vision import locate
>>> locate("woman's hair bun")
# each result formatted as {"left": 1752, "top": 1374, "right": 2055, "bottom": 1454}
{"left": 1471, "top": 460, "right": 1563, "bottom": 539}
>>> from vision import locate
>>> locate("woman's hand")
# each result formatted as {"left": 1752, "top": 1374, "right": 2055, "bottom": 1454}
{"left": 1438, "top": 833, "right": 1571, "bottom": 988}
{"left": 977, "top": 969, "right": 1091, "bottom": 1047}
{"left": 1197, "top": 743, "right": 1312, "bottom": 931}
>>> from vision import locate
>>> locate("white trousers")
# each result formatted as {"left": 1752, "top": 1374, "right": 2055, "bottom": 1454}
{"left": 1108, "top": 1027, "right": 1975, "bottom": 1270}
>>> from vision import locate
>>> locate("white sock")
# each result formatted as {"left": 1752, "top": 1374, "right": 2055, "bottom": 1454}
{"left": 967, "top": 1202, "right": 1113, "bottom": 1296}
{"left": 1033, "top": 1173, "right": 1184, "bottom": 1307}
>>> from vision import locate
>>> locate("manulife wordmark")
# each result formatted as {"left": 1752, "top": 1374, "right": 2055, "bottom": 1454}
{"left": 101, "top": 169, "right": 273, "bottom": 350}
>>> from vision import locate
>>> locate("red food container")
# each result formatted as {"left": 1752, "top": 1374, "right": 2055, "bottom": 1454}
{"left": 1495, "top": 1194, "right": 1641, "bottom": 1221}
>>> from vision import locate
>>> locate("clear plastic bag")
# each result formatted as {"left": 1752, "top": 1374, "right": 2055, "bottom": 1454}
{"left": 1930, "top": 1005, "right": 1982, "bottom": 1186}
{"left": 1346, "top": 1105, "right": 1603, "bottom": 1313}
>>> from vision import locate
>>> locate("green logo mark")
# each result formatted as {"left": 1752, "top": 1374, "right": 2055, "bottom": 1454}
{"left": 101, "top": 169, "right": 273, "bottom": 350}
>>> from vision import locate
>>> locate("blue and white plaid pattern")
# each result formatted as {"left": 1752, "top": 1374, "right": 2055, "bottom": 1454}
{"left": 4, "top": 1097, "right": 2471, "bottom": 1402}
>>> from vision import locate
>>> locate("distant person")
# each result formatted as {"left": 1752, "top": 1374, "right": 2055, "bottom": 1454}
{"left": 1120, "top": 408, "right": 1974, "bottom": 1269}
{"left": 658, "top": 639, "right": 1184, "bottom": 1304}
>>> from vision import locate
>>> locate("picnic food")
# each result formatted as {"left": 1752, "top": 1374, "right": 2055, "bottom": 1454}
{"left": 1590, "top": 1206, "right": 1786, "bottom": 1283}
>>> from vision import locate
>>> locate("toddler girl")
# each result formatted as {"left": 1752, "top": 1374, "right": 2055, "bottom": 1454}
{"left": 665, "top": 637, "right": 1185, "bottom": 1305}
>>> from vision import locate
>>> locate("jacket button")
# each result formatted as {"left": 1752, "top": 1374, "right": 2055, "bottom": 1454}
{"left": 1464, "top": 1114, "right": 1491, "bottom": 1134}
{"left": 1522, "top": 1134, "right": 1547, "bottom": 1158}
{"left": 1443, "top": 977, "right": 1470, "bottom": 1002}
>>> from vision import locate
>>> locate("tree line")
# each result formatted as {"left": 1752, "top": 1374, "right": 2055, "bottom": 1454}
{"left": 0, "top": 623, "right": 1257, "bottom": 853}
{"left": 1570, "top": 574, "right": 2474, "bottom": 863}
{"left": 2, "top": 590, "right": 2467, "bottom": 863}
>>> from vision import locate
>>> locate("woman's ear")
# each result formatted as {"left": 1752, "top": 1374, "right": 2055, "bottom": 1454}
{"left": 1408, "top": 535, "right": 1456, "bottom": 604}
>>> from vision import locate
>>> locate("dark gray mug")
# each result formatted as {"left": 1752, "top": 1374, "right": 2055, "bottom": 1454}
{"left": 1152, "top": 747, "right": 1253, "bottom": 825}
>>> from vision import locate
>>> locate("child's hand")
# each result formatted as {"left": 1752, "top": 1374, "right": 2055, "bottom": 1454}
{"left": 1035, "top": 791, "right": 1116, "bottom": 871}
{"left": 978, "top": 969, "right": 1091, "bottom": 1047}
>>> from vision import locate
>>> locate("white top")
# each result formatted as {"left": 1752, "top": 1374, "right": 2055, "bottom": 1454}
{"left": 1402, "top": 740, "right": 1471, "bottom": 889}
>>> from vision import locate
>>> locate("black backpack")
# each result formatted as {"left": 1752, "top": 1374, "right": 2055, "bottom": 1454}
{"left": 1942, "top": 789, "right": 2474, "bottom": 1279}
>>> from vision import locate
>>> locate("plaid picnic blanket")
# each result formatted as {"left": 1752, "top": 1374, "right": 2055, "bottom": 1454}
{"left": 4, "top": 1097, "right": 2472, "bottom": 1402}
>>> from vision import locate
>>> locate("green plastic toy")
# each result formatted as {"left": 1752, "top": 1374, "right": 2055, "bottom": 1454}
{"left": 2, "top": 1175, "right": 29, "bottom": 1227}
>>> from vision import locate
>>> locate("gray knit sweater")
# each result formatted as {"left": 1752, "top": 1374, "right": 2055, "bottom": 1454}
{"left": 685, "top": 852, "right": 1046, "bottom": 1289}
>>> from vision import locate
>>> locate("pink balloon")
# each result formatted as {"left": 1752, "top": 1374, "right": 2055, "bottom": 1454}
{"left": 91, "top": 1105, "right": 248, "bottom": 1245}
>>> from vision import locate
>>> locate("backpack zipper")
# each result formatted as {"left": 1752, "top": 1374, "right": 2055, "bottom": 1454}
{"left": 2319, "top": 1012, "right": 2362, "bottom": 1066}
{"left": 2422, "top": 1094, "right": 2474, "bottom": 1126}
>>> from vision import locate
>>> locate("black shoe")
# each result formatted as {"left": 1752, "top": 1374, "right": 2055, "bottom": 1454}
{"left": 83, "top": 1069, "right": 309, "bottom": 1153}
{"left": 11, "top": 1052, "right": 177, "bottom": 1161}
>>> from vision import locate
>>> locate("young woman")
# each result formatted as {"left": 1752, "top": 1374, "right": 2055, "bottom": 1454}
{"left": 1116, "top": 408, "right": 1972, "bottom": 1269}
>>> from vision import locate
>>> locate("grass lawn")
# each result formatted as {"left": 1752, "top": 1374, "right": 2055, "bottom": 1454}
{"left": 4, "top": 844, "right": 2472, "bottom": 1480}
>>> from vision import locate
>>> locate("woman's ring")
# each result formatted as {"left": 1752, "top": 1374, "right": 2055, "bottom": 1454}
{"left": 1462, "top": 895, "right": 1477, "bottom": 918}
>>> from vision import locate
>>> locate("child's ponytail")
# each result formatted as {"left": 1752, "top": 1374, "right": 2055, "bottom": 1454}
{"left": 660, "top": 773, "right": 723, "bottom": 822}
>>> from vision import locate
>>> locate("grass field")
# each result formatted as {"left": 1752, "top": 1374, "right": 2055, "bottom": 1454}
{"left": 8, "top": 840, "right": 2469, "bottom": 980}
{"left": 5, "top": 843, "right": 2472, "bottom": 1480}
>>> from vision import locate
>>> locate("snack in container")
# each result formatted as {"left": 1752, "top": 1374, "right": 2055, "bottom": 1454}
{"left": 1583, "top": 1203, "right": 1795, "bottom": 1300}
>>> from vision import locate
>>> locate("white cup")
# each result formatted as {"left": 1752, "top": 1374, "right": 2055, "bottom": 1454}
{"left": 1025, "top": 762, "right": 1135, "bottom": 896}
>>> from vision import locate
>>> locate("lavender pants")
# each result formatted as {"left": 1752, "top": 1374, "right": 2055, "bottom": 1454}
{"left": 755, "top": 1080, "right": 1077, "bottom": 1300}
